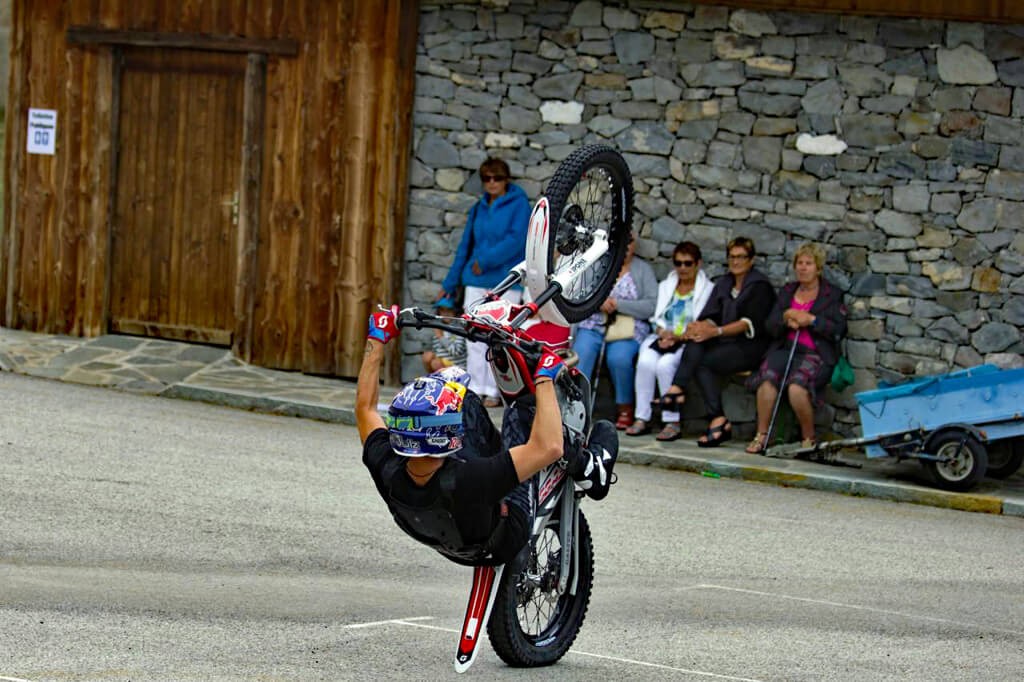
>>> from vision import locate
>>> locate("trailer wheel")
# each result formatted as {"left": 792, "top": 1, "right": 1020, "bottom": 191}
{"left": 986, "top": 439, "right": 1024, "bottom": 479}
{"left": 921, "top": 432, "right": 987, "bottom": 492}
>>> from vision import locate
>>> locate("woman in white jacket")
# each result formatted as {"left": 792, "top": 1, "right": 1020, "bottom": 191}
{"left": 625, "top": 241, "right": 713, "bottom": 441}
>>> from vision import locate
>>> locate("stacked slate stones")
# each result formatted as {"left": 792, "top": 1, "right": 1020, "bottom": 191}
{"left": 404, "top": 0, "right": 1024, "bottom": 435}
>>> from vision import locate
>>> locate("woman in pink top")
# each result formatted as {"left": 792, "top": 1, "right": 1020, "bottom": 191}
{"left": 745, "top": 242, "right": 848, "bottom": 453}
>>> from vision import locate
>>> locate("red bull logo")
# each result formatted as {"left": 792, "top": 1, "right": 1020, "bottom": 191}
{"left": 426, "top": 385, "right": 463, "bottom": 415}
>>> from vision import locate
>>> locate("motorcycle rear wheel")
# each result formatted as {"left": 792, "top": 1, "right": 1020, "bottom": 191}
{"left": 542, "top": 144, "right": 634, "bottom": 323}
{"left": 487, "top": 510, "right": 594, "bottom": 667}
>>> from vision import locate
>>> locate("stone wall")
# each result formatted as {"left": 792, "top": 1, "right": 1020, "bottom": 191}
{"left": 403, "top": 0, "right": 1024, "bottom": 433}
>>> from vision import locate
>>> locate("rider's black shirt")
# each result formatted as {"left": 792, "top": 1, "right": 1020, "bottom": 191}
{"left": 362, "top": 393, "right": 527, "bottom": 563}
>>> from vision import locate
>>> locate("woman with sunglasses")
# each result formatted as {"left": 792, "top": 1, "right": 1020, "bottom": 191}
{"left": 439, "top": 158, "right": 531, "bottom": 408}
{"left": 626, "top": 241, "right": 714, "bottom": 440}
{"left": 653, "top": 237, "right": 776, "bottom": 445}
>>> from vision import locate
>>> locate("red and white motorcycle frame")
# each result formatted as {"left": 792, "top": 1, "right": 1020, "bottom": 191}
{"left": 451, "top": 192, "right": 606, "bottom": 673}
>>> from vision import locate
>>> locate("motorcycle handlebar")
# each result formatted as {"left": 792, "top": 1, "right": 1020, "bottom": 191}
{"left": 395, "top": 306, "right": 543, "bottom": 355}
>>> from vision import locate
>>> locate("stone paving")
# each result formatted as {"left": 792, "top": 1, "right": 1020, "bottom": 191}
{"left": 0, "top": 327, "right": 395, "bottom": 419}
{"left": 2, "top": 326, "right": 1022, "bottom": 517}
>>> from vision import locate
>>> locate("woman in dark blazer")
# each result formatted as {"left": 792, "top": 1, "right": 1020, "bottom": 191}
{"left": 745, "top": 242, "right": 848, "bottom": 453}
{"left": 653, "top": 237, "right": 776, "bottom": 444}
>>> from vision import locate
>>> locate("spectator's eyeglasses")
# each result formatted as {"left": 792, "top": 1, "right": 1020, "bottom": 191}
{"left": 481, "top": 174, "right": 507, "bottom": 182}
{"left": 673, "top": 259, "right": 696, "bottom": 267}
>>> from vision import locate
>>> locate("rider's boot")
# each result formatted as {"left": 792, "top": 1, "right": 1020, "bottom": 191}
{"left": 572, "top": 419, "right": 619, "bottom": 500}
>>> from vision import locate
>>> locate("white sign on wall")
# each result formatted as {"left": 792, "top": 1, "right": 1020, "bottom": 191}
{"left": 27, "top": 108, "right": 57, "bottom": 155}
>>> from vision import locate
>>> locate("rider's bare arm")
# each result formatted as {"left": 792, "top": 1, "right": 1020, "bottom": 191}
{"left": 356, "top": 339, "right": 387, "bottom": 442}
{"left": 508, "top": 380, "right": 564, "bottom": 482}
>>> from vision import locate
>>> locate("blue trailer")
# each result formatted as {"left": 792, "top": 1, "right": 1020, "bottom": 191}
{"left": 772, "top": 365, "right": 1024, "bottom": 491}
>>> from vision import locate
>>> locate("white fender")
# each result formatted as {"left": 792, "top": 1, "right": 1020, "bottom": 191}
{"left": 524, "top": 197, "right": 570, "bottom": 327}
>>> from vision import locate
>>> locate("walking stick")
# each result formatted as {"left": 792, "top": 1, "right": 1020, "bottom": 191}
{"left": 765, "top": 333, "right": 799, "bottom": 450}
{"left": 590, "top": 335, "right": 607, "bottom": 415}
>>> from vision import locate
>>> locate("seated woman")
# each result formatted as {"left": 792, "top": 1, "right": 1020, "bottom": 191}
{"left": 655, "top": 237, "right": 776, "bottom": 445}
{"left": 572, "top": 235, "right": 657, "bottom": 430}
{"left": 745, "top": 242, "right": 848, "bottom": 454}
{"left": 626, "top": 241, "right": 714, "bottom": 441}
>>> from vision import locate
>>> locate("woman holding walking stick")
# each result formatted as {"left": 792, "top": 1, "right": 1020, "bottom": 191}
{"left": 745, "top": 242, "right": 848, "bottom": 454}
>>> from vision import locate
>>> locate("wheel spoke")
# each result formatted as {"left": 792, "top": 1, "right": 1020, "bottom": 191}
{"left": 516, "top": 527, "right": 564, "bottom": 637}
{"left": 555, "top": 165, "right": 615, "bottom": 306}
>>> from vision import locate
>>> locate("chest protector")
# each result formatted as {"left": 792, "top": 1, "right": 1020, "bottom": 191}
{"left": 387, "top": 463, "right": 510, "bottom": 567}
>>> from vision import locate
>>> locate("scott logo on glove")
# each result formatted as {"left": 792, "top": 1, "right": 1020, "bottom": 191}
{"left": 367, "top": 304, "right": 400, "bottom": 344}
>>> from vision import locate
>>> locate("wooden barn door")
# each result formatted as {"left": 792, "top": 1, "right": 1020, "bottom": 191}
{"left": 110, "top": 48, "right": 246, "bottom": 345}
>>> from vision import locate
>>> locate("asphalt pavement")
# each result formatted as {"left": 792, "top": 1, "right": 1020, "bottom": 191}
{"left": 2, "top": 326, "right": 1022, "bottom": 518}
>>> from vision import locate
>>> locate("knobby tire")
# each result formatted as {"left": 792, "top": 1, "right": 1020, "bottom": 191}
{"left": 542, "top": 144, "right": 634, "bottom": 323}
{"left": 487, "top": 511, "right": 594, "bottom": 667}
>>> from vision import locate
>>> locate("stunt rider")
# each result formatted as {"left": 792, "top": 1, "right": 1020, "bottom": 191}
{"left": 356, "top": 306, "right": 618, "bottom": 565}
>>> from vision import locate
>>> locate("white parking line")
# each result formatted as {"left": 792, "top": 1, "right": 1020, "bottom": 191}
{"left": 347, "top": 617, "right": 765, "bottom": 680}
{"left": 345, "top": 615, "right": 435, "bottom": 629}
{"left": 569, "top": 651, "right": 765, "bottom": 681}
{"left": 697, "top": 584, "right": 1024, "bottom": 637}
{"left": 1, "top": 676, "right": 35, "bottom": 682}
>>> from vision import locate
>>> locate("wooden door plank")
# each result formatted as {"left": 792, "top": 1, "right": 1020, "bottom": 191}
{"left": 219, "top": 64, "right": 246, "bottom": 332}
{"left": 144, "top": 66, "right": 164, "bottom": 322}
{"left": 3, "top": 0, "right": 28, "bottom": 324}
{"left": 234, "top": 53, "right": 267, "bottom": 362}
{"left": 94, "top": 46, "right": 121, "bottom": 334}
{"left": 155, "top": 61, "right": 179, "bottom": 324}
{"left": 59, "top": 44, "right": 85, "bottom": 330}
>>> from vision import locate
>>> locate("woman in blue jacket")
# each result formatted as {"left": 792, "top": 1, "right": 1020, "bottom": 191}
{"left": 439, "top": 158, "right": 530, "bottom": 407}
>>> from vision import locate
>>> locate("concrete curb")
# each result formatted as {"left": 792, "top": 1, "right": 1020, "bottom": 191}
{"left": 162, "top": 384, "right": 357, "bottom": 425}
{"left": 618, "top": 449, "right": 1015, "bottom": 517}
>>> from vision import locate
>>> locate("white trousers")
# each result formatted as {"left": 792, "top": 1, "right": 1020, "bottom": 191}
{"left": 634, "top": 334, "right": 686, "bottom": 422}
{"left": 464, "top": 285, "right": 522, "bottom": 399}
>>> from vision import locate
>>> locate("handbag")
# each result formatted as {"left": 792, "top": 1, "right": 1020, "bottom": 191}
{"left": 830, "top": 348, "right": 855, "bottom": 392}
{"left": 604, "top": 312, "right": 635, "bottom": 342}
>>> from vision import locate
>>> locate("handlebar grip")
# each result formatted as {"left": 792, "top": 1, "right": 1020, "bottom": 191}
{"left": 395, "top": 308, "right": 428, "bottom": 329}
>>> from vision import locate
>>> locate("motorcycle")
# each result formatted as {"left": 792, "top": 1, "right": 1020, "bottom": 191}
{"left": 395, "top": 144, "right": 634, "bottom": 671}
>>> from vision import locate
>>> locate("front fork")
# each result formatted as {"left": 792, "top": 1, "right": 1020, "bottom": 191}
{"left": 557, "top": 485, "right": 579, "bottom": 596}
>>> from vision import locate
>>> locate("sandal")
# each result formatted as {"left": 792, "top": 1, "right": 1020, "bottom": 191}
{"left": 800, "top": 438, "right": 817, "bottom": 449}
{"left": 651, "top": 390, "right": 685, "bottom": 414}
{"left": 625, "top": 419, "right": 652, "bottom": 437}
{"left": 655, "top": 422, "right": 682, "bottom": 442}
{"left": 697, "top": 419, "right": 733, "bottom": 448}
{"left": 745, "top": 432, "right": 768, "bottom": 454}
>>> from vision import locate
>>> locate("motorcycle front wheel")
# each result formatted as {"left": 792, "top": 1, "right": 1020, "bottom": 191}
{"left": 487, "top": 509, "right": 594, "bottom": 667}
{"left": 542, "top": 144, "right": 634, "bottom": 323}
